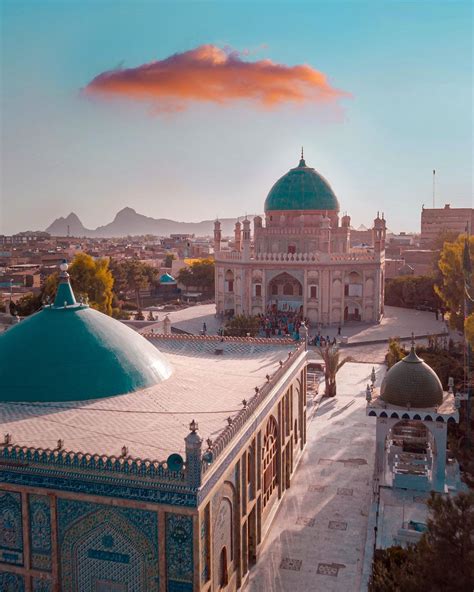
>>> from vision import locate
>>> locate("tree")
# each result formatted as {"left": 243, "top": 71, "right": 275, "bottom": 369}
{"left": 370, "top": 491, "right": 474, "bottom": 592}
{"left": 41, "top": 253, "right": 114, "bottom": 315}
{"left": 318, "top": 345, "right": 353, "bottom": 397}
{"left": 435, "top": 235, "right": 474, "bottom": 330}
{"left": 147, "top": 310, "right": 155, "bottom": 321}
{"left": 14, "top": 293, "right": 43, "bottom": 316}
{"left": 385, "top": 275, "right": 441, "bottom": 310}
{"left": 110, "top": 259, "right": 157, "bottom": 310}
{"left": 177, "top": 259, "right": 214, "bottom": 293}
{"left": 465, "top": 313, "right": 474, "bottom": 349}
{"left": 224, "top": 314, "right": 260, "bottom": 337}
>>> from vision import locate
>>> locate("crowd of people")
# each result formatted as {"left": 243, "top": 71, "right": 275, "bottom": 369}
{"left": 257, "top": 306, "right": 306, "bottom": 339}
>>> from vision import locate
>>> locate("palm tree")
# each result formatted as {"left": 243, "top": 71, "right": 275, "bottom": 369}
{"left": 318, "top": 345, "right": 353, "bottom": 397}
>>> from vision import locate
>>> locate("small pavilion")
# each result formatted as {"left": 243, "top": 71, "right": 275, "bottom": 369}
{"left": 366, "top": 340, "right": 459, "bottom": 493}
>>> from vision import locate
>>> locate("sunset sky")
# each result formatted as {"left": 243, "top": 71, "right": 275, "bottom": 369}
{"left": 1, "top": 0, "right": 472, "bottom": 234}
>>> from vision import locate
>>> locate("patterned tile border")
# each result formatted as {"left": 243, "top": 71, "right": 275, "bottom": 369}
{"left": 328, "top": 521, "right": 347, "bottom": 531}
{"left": 307, "top": 485, "right": 326, "bottom": 493}
{"left": 317, "top": 562, "right": 345, "bottom": 577}
{"left": 280, "top": 557, "right": 302, "bottom": 571}
{"left": 296, "top": 517, "right": 315, "bottom": 527}
{"left": 337, "top": 488, "right": 353, "bottom": 496}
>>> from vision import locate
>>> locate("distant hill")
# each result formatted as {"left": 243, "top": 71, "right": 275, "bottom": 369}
{"left": 45, "top": 208, "right": 257, "bottom": 238}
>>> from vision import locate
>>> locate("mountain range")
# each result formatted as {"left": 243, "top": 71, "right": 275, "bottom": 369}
{"left": 45, "top": 208, "right": 256, "bottom": 238}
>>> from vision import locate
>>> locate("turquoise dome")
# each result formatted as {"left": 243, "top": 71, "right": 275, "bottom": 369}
{"left": 0, "top": 269, "right": 172, "bottom": 402}
{"left": 264, "top": 156, "right": 339, "bottom": 212}
{"left": 160, "top": 273, "right": 176, "bottom": 284}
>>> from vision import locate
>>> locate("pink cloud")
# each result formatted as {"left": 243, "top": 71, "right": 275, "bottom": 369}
{"left": 84, "top": 45, "right": 348, "bottom": 112}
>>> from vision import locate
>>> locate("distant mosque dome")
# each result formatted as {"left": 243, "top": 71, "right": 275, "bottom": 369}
{"left": 159, "top": 272, "right": 177, "bottom": 284}
{"left": 264, "top": 152, "right": 340, "bottom": 213}
{"left": 380, "top": 345, "right": 443, "bottom": 408}
{"left": 0, "top": 262, "right": 172, "bottom": 402}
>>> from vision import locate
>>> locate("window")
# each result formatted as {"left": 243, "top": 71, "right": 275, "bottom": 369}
{"left": 255, "top": 284, "right": 262, "bottom": 297}
{"left": 283, "top": 283, "right": 293, "bottom": 296}
{"left": 272, "top": 284, "right": 278, "bottom": 296}
{"left": 262, "top": 416, "right": 278, "bottom": 508}
{"left": 226, "top": 280, "right": 234, "bottom": 293}
{"left": 288, "top": 244, "right": 296, "bottom": 254}
{"left": 219, "top": 546, "right": 229, "bottom": 588}
{"left": 309, "top": 285, "right": 317, "bottom": 299}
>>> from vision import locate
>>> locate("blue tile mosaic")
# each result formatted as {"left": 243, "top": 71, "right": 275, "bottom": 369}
{"left": 29, "top": 494, "right": 52, "bottom": 571}
{"left": 0, "top": 571, "right": 25, "bottom": 592}
{"left": 166, "top": 513, "right": 193, "bottom": 589}
{"left": 32, "top": 577, "right": 52, "bottom": 592}
{"left": 0, "top": 491, "right": 23, "bottom": 566}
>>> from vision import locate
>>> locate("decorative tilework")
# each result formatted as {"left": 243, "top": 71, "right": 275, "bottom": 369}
{"left": 0, "top": 571, "right": 25, "bottom": 591}
{"left": 166, "top": 513, "right": 193, "bottom": 588}
{"left": 29, "top": 495, "right": 52, "bottom": 571}
{"left": 280, "top": 557, "right": 302, "bottom": 571}
{"left": 200, "top": 508, "right": 209, "bottom": 584}
{"left": 32, "top": 577, "right": 52, "bottom": 592}
{"left": 0, "top": 470, "right": 196, "bottom": 507}
{"left": 0, "top": 492, "right": 23, "bottom": 566}
{"left": 58, "top": 499, "right": 159, "bottom": 592}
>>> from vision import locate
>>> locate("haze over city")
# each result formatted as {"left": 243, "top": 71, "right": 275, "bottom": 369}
{"left": 1, "top": 0, "right": 472, "bottom": 235}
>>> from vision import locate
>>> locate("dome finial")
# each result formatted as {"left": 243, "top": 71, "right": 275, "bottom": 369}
{"left": 53, "top": 259, "right": 77, "bottom": 308}
{"left": 298, "top": 147, "right": 306, "bottom": 167}
{"left": 411, "top": 332, "right": 416, "bottom": 350}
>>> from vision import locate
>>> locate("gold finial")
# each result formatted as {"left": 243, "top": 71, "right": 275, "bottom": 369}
{"left": 301, "top": 146, "right": 304, "bottom": 159}
{"left": 411, "top": 332, "right": 415, "bottom": 349}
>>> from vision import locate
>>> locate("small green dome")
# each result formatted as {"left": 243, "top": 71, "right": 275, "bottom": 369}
{"left": 0, "top": 271, "right": 172, "bottom": 402}
{"left": 264, "top": 156, "right": 339, "bottom": 212}
{"left": 380, "top": 347, "right": 443, "bottom": 408}
{"left": 160, "top": 273, "right": 176, "bottom": 284}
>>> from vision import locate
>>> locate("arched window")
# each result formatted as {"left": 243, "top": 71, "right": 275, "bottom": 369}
{"left": 272, "top": 284, "right": 278, "bottom": 296}
{"left": 219, "top": 546, "right": 228, "bottom": 588}
{"left": 225, "top": 270, "right": 234, "bottom": 293}
{"left": 283, "top": 283, "right": 293, "bottom": 296}
{"left": 262, "top": 416, "right": 278, "bottom": 508}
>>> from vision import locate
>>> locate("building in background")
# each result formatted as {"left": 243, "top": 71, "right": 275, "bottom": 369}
{"left": 421, "top": 204, "right": 474, "bottom": 248}
{"left": 214, "top": 154, "right": 386, "bottom": 325}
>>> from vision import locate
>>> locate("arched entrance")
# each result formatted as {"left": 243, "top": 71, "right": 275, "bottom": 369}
{"left": 267, "top": 272, "right": 303, "bottom": 314}
{"left": 385, "top": 420, "right": 435, "bottom": 489}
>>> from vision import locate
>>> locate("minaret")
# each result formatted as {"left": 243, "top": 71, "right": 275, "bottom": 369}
{"left": 234, "top": 221, "right": 242, "bottom": 252}
{"left": 373, "top": 212, "right": 387, "bottom": 254}
{"left": 242, "top": 217, "right": 251, "bottom": 261}
{"left": 213, "top": 219, "right": 222, "bottom": 252}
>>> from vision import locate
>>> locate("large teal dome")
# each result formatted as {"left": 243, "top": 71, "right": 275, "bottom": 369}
{"left": 0, "top": 267, "right": 172, "bottom": 402}
{"left": 264, "top": 156, "right": 339, "bottom": 212}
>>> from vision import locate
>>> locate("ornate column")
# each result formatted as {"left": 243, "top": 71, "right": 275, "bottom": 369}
{"left": 185, "top": 420, "right": 203, "bottom": 488}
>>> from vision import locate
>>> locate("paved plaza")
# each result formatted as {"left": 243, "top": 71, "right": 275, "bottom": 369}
{"left": 247, "top": 362, "right": 385, "bottom": 592}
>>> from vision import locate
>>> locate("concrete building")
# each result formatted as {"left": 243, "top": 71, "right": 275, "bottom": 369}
{"left": 214, "top": 154, "right": 386, "bottom": 325}
{"left": 0, "top": 263, "right": 308, "bottom": 591}
{"left": 421, "top": 204, "right": 474, "bottom": 247}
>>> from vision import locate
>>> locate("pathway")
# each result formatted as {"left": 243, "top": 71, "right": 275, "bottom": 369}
{"left": 247, "top": 362, "right": 385, "bottom": 592}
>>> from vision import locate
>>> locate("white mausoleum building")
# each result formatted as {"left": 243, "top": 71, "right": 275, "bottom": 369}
{"left": 214, "top": 153, "right": 387, "bottom": 325}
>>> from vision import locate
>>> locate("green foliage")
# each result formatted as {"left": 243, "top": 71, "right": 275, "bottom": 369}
{"left": 14, "top": 293, "right": 43, "bottom": 316}
{"left": 386, "top": 338, "right": 406, "bottom": 368}
{"left": 38, "top": 254, "right": 115, "bottom": 315}
{"left": 318, "top": 345, "right": 353, "bottom": 397}
{"left": 435, "top": 235, "right": 474, "bottom": 330}
{"left": 111, "top": 307, "right": 130, "bottom": 320}
{"left": 147, "top": 310, "right": 155, "bottom": 321}
{"left": 385, "top": 275, "right": 441, "bottom": 310}
{"left": 371, "top": 492, "right": 474, "bottom": 592}
{"left": 224, "top": 314, "right": 260, "bottom": 337}
{"left": 177, "top": 259, "right": 214, "bottom": 292}
{"left": 110, "top": 259, "right": 157, "bottom": 309}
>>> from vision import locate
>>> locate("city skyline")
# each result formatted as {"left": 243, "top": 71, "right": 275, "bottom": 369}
{"left": 1, "top": 0, "right": 472, "bottom": 235}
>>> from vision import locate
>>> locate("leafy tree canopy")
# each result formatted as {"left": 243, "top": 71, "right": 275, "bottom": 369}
{"left": 224, "top": 314, "right": 260, "bottom": 337}
{"left": 370, "top": 491, "right": 474, "bottom": 592}
{"left": 42, "top": 253, "right": 114, "bottom": 315}
{"left": 435, "top": 235, "right": 474, "bottom": 330}
{"left": 177, "top": 259, "right": 214, "bottom": 292}
{"left": 385, "top": 275, "right": 441, "bottom": 311}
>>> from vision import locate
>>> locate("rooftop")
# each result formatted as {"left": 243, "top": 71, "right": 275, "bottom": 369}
{"left": 0, "top": 337, "right": 299, "bottom": 461}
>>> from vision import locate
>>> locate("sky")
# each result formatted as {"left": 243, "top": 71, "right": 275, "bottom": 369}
{"left": 1, "top": 0, "right": 472, "bottom": 234}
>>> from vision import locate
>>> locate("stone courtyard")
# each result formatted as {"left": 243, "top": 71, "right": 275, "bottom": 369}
{"left": 247, "top": 362, "right": 384, "bottom": 592}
